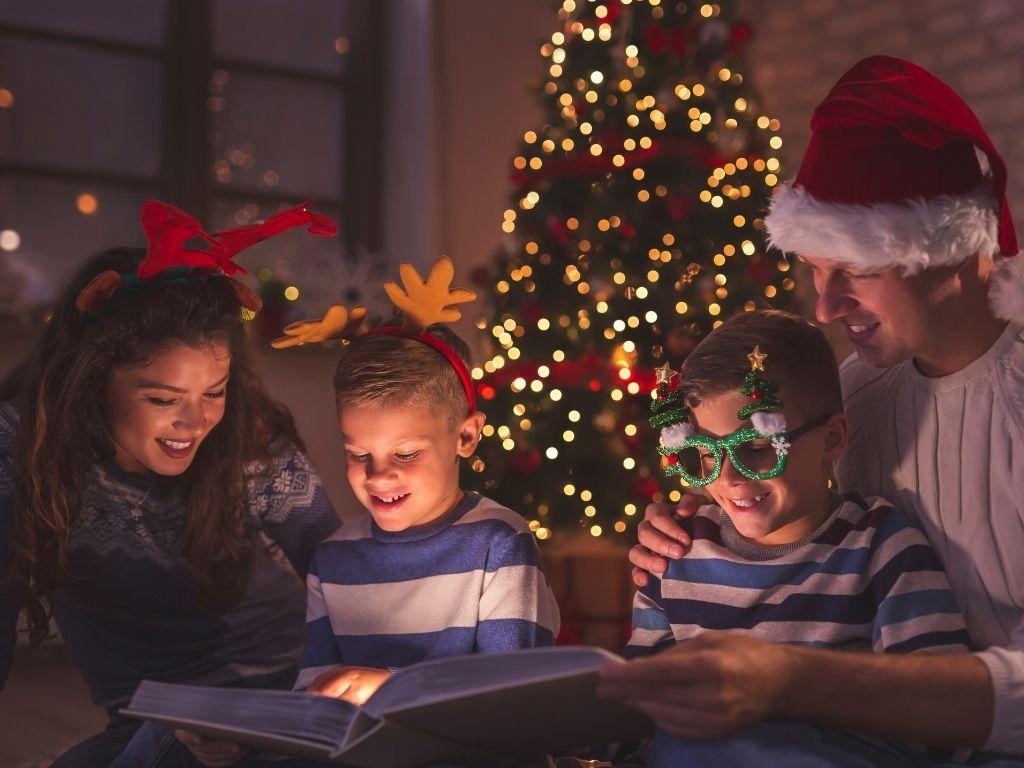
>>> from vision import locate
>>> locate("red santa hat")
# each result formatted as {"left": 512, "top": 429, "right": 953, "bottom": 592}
{"left": 764, "top": 55, "right": 1024, "bottom": 321}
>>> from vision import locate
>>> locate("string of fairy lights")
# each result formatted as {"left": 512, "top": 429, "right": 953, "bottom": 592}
{"left": 471, "top": 0, "right": 793, "bottom": 541}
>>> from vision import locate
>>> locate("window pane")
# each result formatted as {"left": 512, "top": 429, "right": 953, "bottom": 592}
{"left": 209, "top": 198, "right": 346, "bottom": 315}
{"left": 0, "top": 0, "right": 167, "bottom": 47}
{"left": 0, "top": 38, "right": 161, "bottom": 176}
{"left": 210, "top": 198, "right": 343, "bottom": 275}
{"left": 212, "top": 0, "right": 356, "bottom": 75}
{"left": 210, "top": 73, "right": 343, "bottom": 200}
{"left": 0, "top": 178, "right": 151, "bottom": 301}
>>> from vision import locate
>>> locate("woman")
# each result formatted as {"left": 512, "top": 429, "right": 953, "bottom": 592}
{"left": 0, "top": 202, "right": 341, "bottom": 766}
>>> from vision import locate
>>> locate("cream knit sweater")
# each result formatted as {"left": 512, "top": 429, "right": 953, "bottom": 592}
{"left": 838, "top": 322, "right": 1024, "bottom": 755}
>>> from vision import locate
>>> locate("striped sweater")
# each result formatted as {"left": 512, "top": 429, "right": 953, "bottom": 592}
{"left": 295, "top": 492, "right": 560, "bottom": 689}
{"left": 628, "top": 494, "right": 971, "bottom": 657}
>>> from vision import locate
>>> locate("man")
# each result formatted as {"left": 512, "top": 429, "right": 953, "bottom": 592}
{"left": 601, "top": 56, "right": 1024, "bottom": 760}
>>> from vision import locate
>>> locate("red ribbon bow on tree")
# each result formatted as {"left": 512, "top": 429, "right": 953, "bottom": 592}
{"left": 644, "top": 23, "right": 690, "bottom": 57}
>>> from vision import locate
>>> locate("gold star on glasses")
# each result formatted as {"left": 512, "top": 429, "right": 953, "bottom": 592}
{"left": 655, "top": 362, "right": 676, "bottom": 386}
{"left": 747, "top": 345, "right": 767, "bottom": 371}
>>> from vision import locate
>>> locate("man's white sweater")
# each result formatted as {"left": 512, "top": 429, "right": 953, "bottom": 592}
{"left": 838, "top": 322, "right": 1024, "bottom": 754}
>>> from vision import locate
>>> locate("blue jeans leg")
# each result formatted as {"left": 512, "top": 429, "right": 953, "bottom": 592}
{"left": 110, "top": 723, "right": 192, "bottom": 768}
{"left": 648, "top": 722, "right": 920, "bottom": 768}
{"left": 50, "top": 717, "right": 143, "bottom": 768}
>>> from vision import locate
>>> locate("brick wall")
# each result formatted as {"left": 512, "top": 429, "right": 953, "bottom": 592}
{"left": 740, "top": 0, "right": 1024, "bottom": 236}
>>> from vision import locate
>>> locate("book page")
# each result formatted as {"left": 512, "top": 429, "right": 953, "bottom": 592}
{"left": 377, "top": 660, "right": 651, "bottom": 760}
{"left": 364, "top": 646, "right": 624, "bottom": 718}
{"left": 124, "top": 681, "right": 356, "bottom": 748}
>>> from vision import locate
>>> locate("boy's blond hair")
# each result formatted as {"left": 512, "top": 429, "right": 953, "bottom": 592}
{"left": 333, "top": 324, "right": 472, "bottom": 424}
{"left": 679, "top": 309, "right": 842, "bottom": 419}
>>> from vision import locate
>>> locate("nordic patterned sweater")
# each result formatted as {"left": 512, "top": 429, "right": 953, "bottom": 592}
{"left": 627, "top": 494, "right": 971, "bottom": 657}
{"left": 0, "top": 402, "right": 340, "bottom": 713}
{"left": 295, "top": 492, "right": 561, "bottom": 689}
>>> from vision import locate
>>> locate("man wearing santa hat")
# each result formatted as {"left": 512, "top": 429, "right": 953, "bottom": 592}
{"left": 605, "top": 56, "right": 1024, "bottom": 762}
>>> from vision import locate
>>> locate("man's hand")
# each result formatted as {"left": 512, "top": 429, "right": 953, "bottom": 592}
{"left": 597, "top": 632, "right": 797, "bottom": 740}
{"left": 173, "top": 730, "right": 247, "bottom": 768}
{"left": 629, "top": 495, "right": 703, "bottom": 587}
{"left": 308, "top": 665, "right": 392, "bottom": 705}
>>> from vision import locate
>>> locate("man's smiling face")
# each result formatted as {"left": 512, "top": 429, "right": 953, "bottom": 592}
{"left": 800, "top": 254, "right": 961, "bottom": 369}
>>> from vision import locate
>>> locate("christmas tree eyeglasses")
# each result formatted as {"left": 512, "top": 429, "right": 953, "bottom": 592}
{"left": 660, "top": 412, "right": 833, "bottom": 487}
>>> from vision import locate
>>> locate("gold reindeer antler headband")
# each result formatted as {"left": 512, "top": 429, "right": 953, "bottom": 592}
{"left": 271, "top": 256, "right": 478, "bottom": 412}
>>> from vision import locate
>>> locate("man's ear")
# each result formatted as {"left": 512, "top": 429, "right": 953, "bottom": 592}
{"left": 456, "top": 411, "right": 486, "bottom": 458}
{"left": 823, "top": 411, "right": 848, "bottom": 463}
{"left": 956, "top": 252, "right": 983, "bottom": 278}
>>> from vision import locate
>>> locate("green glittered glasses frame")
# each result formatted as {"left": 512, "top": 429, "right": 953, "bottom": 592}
{"left": 661, "top": 412, "right": 834, "bottom": 487}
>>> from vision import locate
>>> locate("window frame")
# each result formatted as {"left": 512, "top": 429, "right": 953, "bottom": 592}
{"left": 0, "top": 0, "right": 382, "bottom": 256}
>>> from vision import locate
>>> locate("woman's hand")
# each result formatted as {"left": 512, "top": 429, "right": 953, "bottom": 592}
{"left": 308, "top": 665, "right": 392, "bottom": 705}
{"left": 173, "top": 730, "right": 247, "bottom": 768}
{"left": 629, "top": 495, "right": 703, "bottom": 587}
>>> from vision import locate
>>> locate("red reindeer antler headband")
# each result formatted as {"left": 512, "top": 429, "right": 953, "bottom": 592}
{"left": 76, "top": 199, "right": 338, "bottom": 313}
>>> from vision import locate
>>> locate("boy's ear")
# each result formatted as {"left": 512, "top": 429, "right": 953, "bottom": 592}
{"left": 456, "top": 411, "right": 486, "bottom": 458}
{"left": 822, "top": 411, "right": 848, "bottom": 463}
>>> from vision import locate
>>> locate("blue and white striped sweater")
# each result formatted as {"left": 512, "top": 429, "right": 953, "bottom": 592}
{"left": 296, "top": 492, "right": 560, "bottom": 688}
{"left": 628, "top": 494, "right": 970, "bottom": 657}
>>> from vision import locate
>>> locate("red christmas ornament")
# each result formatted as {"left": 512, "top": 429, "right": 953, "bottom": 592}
{"left": 644, "top": 23, "right": 691, "bottom": 57}
{"left": 666, "top": 454, "right": 679, "bottom": 465}
{"left": 546, "top": 215, "right": 570, "bottom": 246}
{"left": 633, "top": 475, "right": 660, "bottom": 501}
{"left": 510, "top": 449, "right": 543, "bottom": 476}
{"left": 665, "top": 194, "right": 694, "bottom": 222}
{"left": 470, "top": 265, "right": 492, "bottom": 287}
{"left": 751, "top": 391, "right": 761, "bottom": 400}
{"left": 729, "top": 21, "right": 753, "bottom": 55}
{"left": 749, "top": 260, "right": 774, "bottom": 284}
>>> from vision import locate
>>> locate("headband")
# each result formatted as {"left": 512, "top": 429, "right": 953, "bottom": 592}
{"left": 271, "top": 257, "right": 477, "bottom": 414}
{"left": 75, "top": 199, "right": 338, "bottom": 314}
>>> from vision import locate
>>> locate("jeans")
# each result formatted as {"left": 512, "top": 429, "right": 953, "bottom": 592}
{"left": 51, "top": 716, "right": 143, "bottom": 768}
{"left": 648, "top": 722, "right": 1024, "bottom": 768}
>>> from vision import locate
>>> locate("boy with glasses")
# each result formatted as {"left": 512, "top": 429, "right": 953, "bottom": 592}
{"left": 627, "top": 310, "right": 969, "bottom": 660}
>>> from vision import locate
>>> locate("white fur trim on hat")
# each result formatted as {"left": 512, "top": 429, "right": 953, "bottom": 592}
{"left": 750, "top": 410, "right": 787, "bottom": 437}
{"left": 764, "top": 183, "right": 1000, "bottom": 275}
{"left": 989, "top": 254, "right": 1024, "bottom": 321}
{"left": 661, "top": 421, "right": 694, "bottom": 450}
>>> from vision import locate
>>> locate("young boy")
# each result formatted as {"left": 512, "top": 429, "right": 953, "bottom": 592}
{"left": 628, "top": 309, "right": 969, "bottom": 658}
{"left": 294, "top": 324, "right": 561, "bottom": 701}
{"left": 153, "top": 324, "right": 561, "bottom": 767}
{"left": 625, "top": 309, "right": 970, "bottom": 765}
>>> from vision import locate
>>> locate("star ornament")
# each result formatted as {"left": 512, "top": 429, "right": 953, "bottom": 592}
{"left": 655, "top": 362, "right": 676, "bottom": 386}
{"left": 747, "top": 345, "right": 767, "bottom": 372}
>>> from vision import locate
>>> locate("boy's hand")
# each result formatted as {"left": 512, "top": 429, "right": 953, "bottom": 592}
{"left": 629, "top": 495, "right": 702, "bottom": 587}
{"left": 308, "top": 665, "right": 391, "bottom": 705}
{"left": 173, "top": 730, "right": 247, "bottom": 768}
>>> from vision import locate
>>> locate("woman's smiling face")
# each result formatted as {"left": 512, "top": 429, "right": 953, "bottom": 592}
{"left": 105, "top": 343, "right": 230, "bottom": 476}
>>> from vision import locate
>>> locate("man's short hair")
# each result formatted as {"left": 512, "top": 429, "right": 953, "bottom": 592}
{"left": 678, "top": 309, "right": 842, "bottom": 419}
{"left": 333, "top": 324, "right": 472, "bottom": 424}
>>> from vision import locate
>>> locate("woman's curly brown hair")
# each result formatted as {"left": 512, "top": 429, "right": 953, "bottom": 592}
{"left": 0, "top": 247, "right": 304, "bottom": 644}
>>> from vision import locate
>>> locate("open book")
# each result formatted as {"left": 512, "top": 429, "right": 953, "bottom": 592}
{"left": 121, "top": 646, "right": 652, "bottom": 767}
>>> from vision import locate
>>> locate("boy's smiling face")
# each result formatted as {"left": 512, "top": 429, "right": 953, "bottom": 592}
{"left": 339, "top": 402, "right": 484, "bottom": 532}
{"left": 689, "top": 389, "right": 847, "bottom": 546}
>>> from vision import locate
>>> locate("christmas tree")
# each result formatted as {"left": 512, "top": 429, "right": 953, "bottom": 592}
{"left": 466, "top": 0, "right": 794, "bottom": 542}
